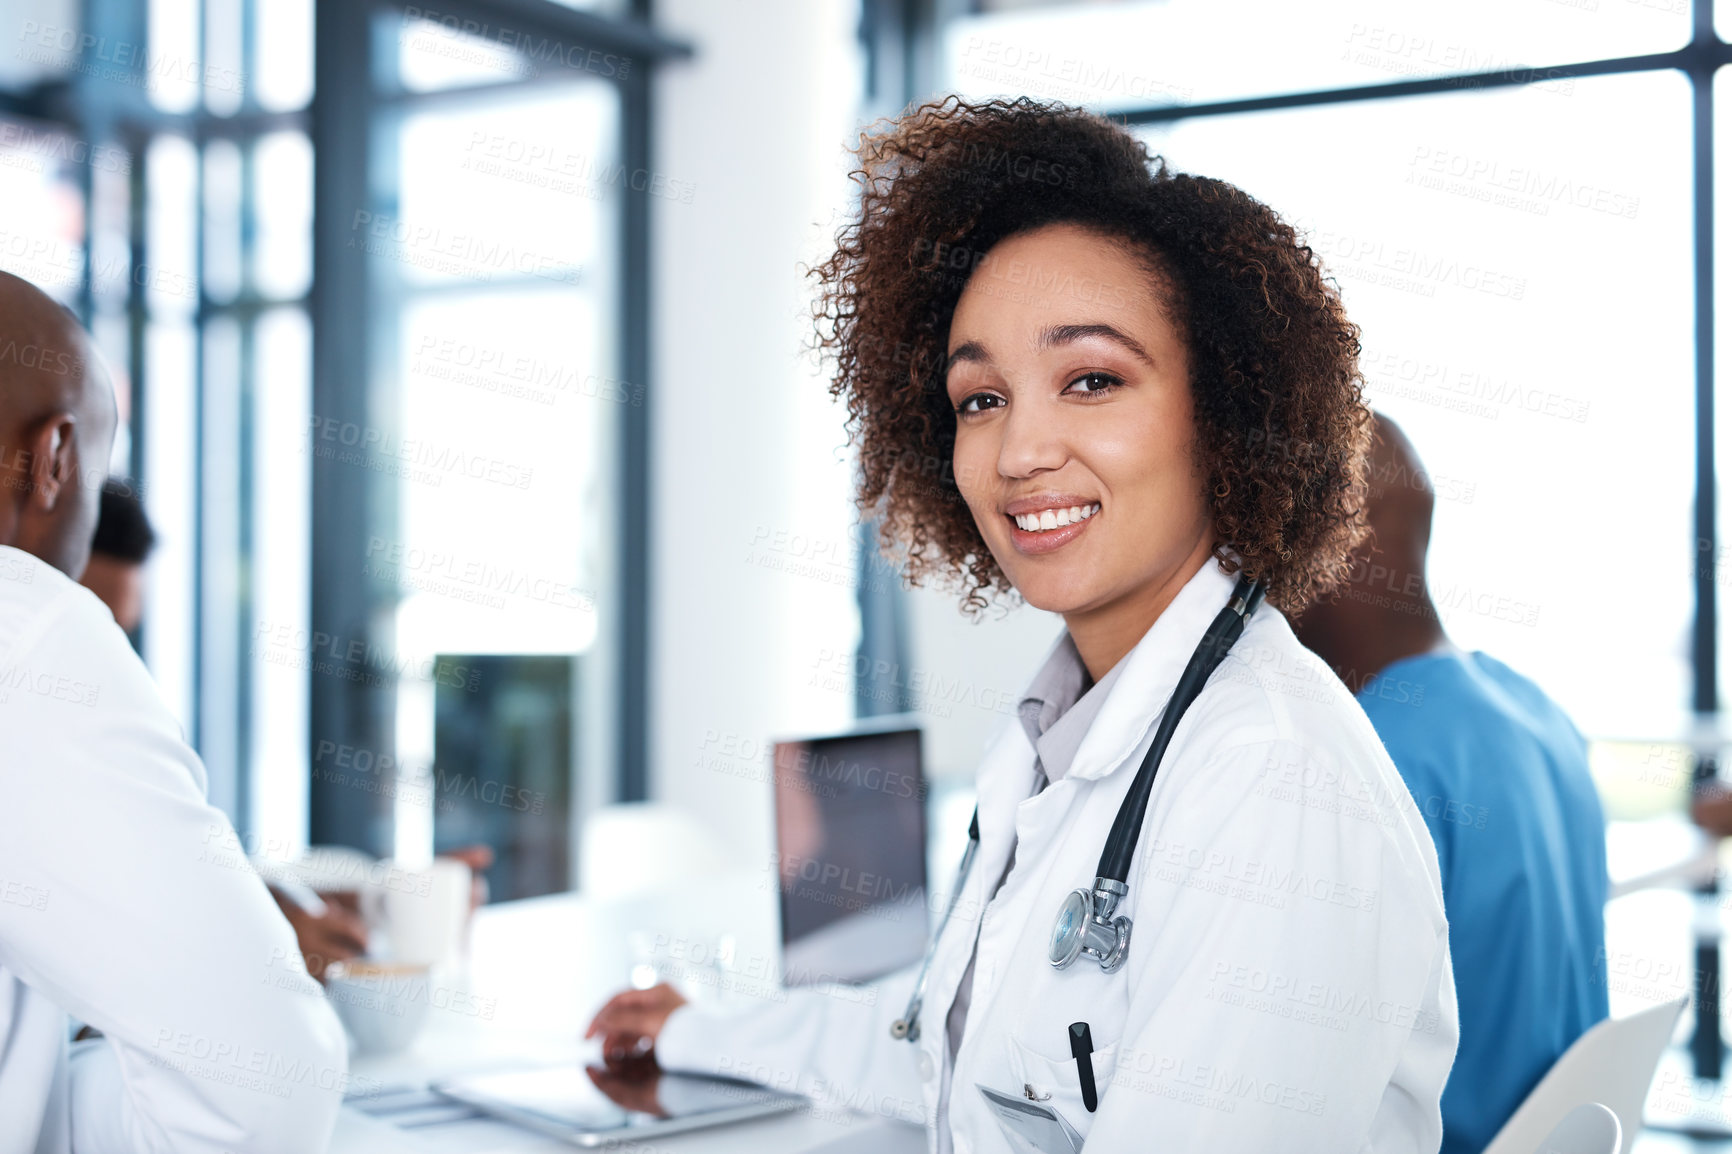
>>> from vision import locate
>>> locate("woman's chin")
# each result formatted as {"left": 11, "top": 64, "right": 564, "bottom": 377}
{"left": 1010, "top": 576, "right": 1106, "bottom": 618}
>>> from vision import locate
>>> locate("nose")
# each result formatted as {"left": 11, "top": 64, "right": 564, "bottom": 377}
{"left": 996, "top": 396, "right": 1067, "bottom": 481}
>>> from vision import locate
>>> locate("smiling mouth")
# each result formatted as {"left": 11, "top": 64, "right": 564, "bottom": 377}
{"left": 1010, "top": 503, "right": 1101, "bottom": 533}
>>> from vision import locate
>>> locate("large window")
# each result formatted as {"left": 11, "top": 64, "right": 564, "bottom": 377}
{"left": 302, "top": 0, "right": 683, "bottom": 897}
{"left": 0, "top": 0, "right": 686, "bottom": 901}
{"left": 358, "top": 20, "right": 626, "bottom": 890}
{"left": 1135, "top": 74, "right": 1694, "bottom": 734}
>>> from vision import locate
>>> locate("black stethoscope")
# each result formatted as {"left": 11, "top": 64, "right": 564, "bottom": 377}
{"left": 892, "top": 574, "right": 1266, "bottom": 1042}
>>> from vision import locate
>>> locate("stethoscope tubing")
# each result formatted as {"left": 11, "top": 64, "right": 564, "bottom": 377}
{"left": 892, "top": 572, "right": 1265, "bottom": 1041}
{"left": 1096, "top": 575, "right": 1265, "bottom": 883}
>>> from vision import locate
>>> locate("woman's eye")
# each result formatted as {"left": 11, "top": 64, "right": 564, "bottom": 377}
{"left": 955, "top": 393, "right": 1004, "bottom": 415}
{"left": 1064, "top": 372, "right": 1123, "bottom": 397}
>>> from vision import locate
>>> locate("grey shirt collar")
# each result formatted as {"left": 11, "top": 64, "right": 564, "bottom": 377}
{"left": 1016, "top": 633, "right": 1126, "bottom": 784}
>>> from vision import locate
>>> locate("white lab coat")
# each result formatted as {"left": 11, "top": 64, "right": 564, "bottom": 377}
{"left": 657, "top": 558, "right": 1458, "bottom": 1152}
{"left": 0, "top": 545, "right": 350, "bottom": 1154}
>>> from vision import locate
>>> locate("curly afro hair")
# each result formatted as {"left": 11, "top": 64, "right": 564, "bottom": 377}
{"left": 809, "top": 96, "right": 1372, "bottom": 616}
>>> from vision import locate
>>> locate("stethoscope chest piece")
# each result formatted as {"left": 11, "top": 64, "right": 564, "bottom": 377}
{"left": 891, "top": 575, "right": 1264, "bottom": 1039}
{"left": 1048, "top": 878, "right": 1131, "bottom": 971}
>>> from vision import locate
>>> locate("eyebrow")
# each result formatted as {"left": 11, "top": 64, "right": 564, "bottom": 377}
{"left": 944, "top": 322, "right": 1157, "bottom": 377}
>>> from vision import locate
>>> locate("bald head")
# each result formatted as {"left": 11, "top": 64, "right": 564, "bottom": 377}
{"left": 1361, "top": 416, "right": 1435, "bottom": 578}
{"left": 0, "top": 271, "right": 117, "bottom": 579}
{"left": 1290, "top": 413, "right": 1448, "bottom": 690}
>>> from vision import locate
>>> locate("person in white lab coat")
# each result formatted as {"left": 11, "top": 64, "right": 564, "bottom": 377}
{"left": 588, "top": 97, "right": 1457, "bottom": 1152}
{"left": 0, "top": 271, "right": 350, "bottom": 1154}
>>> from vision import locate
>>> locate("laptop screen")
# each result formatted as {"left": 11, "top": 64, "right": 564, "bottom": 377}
{"left": 772, "top": 726, "right": 928, "bottom": 987}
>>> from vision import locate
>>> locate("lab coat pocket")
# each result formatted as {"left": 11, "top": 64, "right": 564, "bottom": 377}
{"left": 1006, "top": 1033, "right": 1119, "bottom": 1143}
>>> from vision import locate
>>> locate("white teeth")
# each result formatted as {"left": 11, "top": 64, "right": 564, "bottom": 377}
{"left": 1012, "top": 503, "right": 1100, "bottom": 532}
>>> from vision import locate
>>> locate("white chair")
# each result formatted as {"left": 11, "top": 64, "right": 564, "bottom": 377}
{"left": 1533, "top": 1104, "right": 1620, "bottom": 1154}
{"left": 579, "top": 802, "right": 728, "bottom": 899}
{"left": 1481, "top": 998, "right": 1688, "bottom": 1154}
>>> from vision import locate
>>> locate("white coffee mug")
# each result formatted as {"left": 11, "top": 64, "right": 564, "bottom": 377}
{"left": 325, "top": 960, "right": 432, "bottom": 1054}
{"left": 360, "top": 858, "right": 472, "bottom": 968}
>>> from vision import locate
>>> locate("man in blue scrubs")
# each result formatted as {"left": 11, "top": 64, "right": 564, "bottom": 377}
{"left": 1292, "top": 415, "right": 1608, "bottom": 1154}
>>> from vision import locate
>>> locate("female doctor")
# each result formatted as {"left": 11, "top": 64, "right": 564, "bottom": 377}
{"left": 587, "top": 97, "right": 1457, "bottom": 1152}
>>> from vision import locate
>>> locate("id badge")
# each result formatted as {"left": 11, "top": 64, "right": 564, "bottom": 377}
{"left": 976, "top": 1083, "right": 1084, "bottom": 1154}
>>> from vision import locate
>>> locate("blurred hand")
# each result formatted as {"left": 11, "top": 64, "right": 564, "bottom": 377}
{"left": 584, "top": 984, "right": 688, "bottom": 1070}
{"left": 1694, "top": 786, "right": 1732, "bottom": 837}
{"left": 585, "top": 1063, "right": 666, "bottom": 1116}
{"left": 267, "top": 884, "right": 369, "bottom": 982}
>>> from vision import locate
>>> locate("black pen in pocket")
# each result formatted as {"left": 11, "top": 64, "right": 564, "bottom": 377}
{"left": 1068, "top": 1021, "right": 1098, "bottom": 1113}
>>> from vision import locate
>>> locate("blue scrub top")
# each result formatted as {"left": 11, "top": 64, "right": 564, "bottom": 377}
{"left": 1357, "top": 650, "right": 1609, "bottom": 1154}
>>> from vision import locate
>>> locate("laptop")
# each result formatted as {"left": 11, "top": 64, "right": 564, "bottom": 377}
{"left": 771, "top": 718, "right": 929, "bottom": 987}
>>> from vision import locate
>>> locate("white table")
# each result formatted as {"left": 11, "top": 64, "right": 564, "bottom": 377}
{"left": 327, "top": 871, "right": 926, "bottom": 1152}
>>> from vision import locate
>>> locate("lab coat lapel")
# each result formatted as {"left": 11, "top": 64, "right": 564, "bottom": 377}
{"left": 918, "top": 716, "right": 1031, "bottom": 1117}
{"left": 1067, "top": 562, "right": 1238, "bottom": 783}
